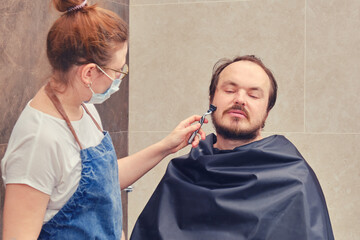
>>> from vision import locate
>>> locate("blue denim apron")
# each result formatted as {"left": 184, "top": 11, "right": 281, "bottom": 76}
{"left": 38, "top": 83, "right": 122, "bottom": 239}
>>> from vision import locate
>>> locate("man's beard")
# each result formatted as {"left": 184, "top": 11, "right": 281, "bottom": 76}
{"left": 211, "top": 105, "right": 266, "bottom": 141}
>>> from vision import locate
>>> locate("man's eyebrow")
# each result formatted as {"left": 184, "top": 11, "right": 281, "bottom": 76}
{"left": 220, "top": 81, "right": 264, "bottom": 92}
{"left": 220, "top": 80, "right": 238, "bottom": 87}
{"left": 249, "top": 87, "right": 264, "bottom": 92}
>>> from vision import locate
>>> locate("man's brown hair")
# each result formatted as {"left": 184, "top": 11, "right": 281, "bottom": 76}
{"left": 209, "top": 55, "right": 278, "bottom": 112}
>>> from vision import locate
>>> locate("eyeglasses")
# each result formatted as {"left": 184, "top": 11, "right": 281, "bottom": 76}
{"left": 99, "top": 64, "right": 129, "bottom": 81}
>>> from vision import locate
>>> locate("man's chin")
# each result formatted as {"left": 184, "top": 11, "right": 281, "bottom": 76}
{"left": 212, "top": 114, "right": 264, "bottom": 140}
{"left": 223, "top": 121, "right": 250, "bottom": 131}
{"left": 214, "top": 125, "right": 259, "bottom": 141}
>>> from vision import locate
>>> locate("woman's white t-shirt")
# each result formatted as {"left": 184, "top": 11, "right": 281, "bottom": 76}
{"left": 1, "top": 101, "right": 105, "bottom": 223}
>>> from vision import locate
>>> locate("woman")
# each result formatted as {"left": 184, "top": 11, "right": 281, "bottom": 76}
{"left": 1, "top": 0, "right": 206, "bottom": 239}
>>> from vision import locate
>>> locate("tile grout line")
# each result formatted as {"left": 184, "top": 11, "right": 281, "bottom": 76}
{"left": 304, "top": 0, "right": 307, "bottom": 133}
{"left": 130, "top": 0, "right": 250, "bottom": 7}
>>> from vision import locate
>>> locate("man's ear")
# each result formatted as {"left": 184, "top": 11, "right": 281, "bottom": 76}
{"left": 80, "top": 63, "right": 97, "bottom": 86}
{"left": 261, "top": 111, "right": 270, "bottom": 129}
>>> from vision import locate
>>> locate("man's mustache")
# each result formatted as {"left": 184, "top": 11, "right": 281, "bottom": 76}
{"left": 223, "top": 104, "right": 249, "bottom": 118}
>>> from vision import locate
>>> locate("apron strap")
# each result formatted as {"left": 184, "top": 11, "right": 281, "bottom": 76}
{"left": 45, "top": 82, "right": 84, "bottom": 149}
{"left": 81, "top": 103, "right": 103, "bottom": 132}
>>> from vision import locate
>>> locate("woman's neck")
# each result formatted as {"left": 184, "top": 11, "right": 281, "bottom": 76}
{"left": 30, "top": 79, "right": 84, "bottom": 121}
{"left": 49, "top": 80, "right": 84, "bottom": 121}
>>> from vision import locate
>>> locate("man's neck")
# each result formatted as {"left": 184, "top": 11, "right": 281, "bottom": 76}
{"left": 213, "top": 133, "right": 263, "bottom": 150}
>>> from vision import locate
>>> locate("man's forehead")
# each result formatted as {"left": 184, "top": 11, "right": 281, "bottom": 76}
{"left": 221, "top": 61, "right": 266, "bottom": 77}
{"left": 218, "top": 61, "right": 270, "bottom": 87}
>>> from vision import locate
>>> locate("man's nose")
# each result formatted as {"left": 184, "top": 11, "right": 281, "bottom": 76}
{"left": 234, "top": 90, "right": 246, "bottom": 106}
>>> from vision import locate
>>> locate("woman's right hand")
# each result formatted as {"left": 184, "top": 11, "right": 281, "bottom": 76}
{"left": 159, "top": 115, "right": 208, "bottom": 155}
{"left": 117, "top": 115, "right": 208, "bottom": 189}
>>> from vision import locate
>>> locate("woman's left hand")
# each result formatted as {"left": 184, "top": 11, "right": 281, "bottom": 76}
{"left": 160, "top": 115, "right": 208, "bottom": 155}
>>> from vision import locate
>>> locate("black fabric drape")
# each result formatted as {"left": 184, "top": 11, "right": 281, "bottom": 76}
{"left": 131, "top": 134, "right": 334, "bottom": 240}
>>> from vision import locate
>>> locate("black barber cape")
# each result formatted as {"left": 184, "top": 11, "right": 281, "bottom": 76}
{"left": 130, "top": 134, "right": 334, "bottom": 240}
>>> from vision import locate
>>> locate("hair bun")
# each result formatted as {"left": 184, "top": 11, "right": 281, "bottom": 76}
{"left": 53, "top": 0, "right": 88, "bottom": 13}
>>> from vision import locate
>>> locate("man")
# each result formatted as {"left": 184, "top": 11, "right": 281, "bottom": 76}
{"left": 130, "top": 55, "right": 334, "bottom": 240}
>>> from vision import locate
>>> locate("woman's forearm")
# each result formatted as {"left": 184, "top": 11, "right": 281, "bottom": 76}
{"left": 117, "top": 139, "right": 170, "bottom": 189}
{"left": 117, "top": 115, "right": 207, "bottom": 189}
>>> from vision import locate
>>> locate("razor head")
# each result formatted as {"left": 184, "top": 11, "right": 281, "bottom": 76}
{"left": 209, "top": 104, "right": 217, "bottom": 113}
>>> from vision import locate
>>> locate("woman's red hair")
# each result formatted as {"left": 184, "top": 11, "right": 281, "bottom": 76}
{"left": 47, "top": 0, "right": 128, "bottom": 84}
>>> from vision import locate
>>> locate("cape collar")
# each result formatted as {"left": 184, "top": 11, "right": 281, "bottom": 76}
{"left": 197, "top": 133, "right": 280, "bottom": 154}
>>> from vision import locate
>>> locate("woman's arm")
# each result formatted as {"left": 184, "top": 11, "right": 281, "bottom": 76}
{"left": 118, "top": 115, "right": 206, "bottom": 189}
{"left": 3, "top": 184, "right": 50, "bottom": 240}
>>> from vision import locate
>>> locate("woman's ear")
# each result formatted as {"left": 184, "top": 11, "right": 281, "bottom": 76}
{"left": 80, "top": 63, "right": 98, "bottom": 87}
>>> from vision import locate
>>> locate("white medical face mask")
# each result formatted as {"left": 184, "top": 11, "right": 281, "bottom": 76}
{"left": 86, "top": 65, "right": 122, "bottom": 104}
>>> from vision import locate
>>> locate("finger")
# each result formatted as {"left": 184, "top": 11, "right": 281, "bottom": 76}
{"left": 191, "top": 134, "right": 200, "bottom": 148}
{"left": 179, "top": 115, "right": 203, "bottom": 128}
{"left": 197, "top": 128, "right": 207, "bottom": 140}
{"left": 185, "top": 123, "right": 202, "bottom": 135}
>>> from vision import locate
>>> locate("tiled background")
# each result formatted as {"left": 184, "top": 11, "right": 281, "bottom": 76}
{"left": 1, "top": 0, "right": 359, "bottom": 239}
{"left": 128, "top": 0, "right": 360, "bottom": 239}
{"left": 0, "top": 0, "right": 129, "bottom": 239}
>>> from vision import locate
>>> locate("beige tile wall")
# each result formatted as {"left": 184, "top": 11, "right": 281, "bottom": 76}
{"left": 128, "top": 0, "right": 360, "bottom": 239}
